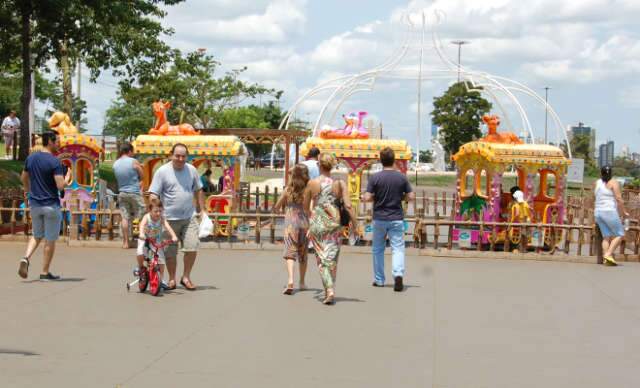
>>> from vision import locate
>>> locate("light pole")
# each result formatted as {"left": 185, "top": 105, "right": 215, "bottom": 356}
{"left": 451, "top": 40, "right": 468, "bottom": 82}
{"left": 544, "top": 87, "right": 550, "bottom": 144}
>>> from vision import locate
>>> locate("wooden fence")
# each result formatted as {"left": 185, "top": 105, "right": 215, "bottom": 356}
{"left": 3, "top": 204, "right": 640, "bottom": 263}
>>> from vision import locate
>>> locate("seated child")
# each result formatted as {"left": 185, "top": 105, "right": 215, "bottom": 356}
{"left": 511, "top": 189, "right": 532, "bottom": 223}
{"left": 136, "top": 197, "right": 178, "bottom": 277}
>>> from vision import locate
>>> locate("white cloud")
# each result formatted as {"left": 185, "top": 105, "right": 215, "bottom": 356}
{"left": 168, "top": 0, "right": 307, "bottom": 44}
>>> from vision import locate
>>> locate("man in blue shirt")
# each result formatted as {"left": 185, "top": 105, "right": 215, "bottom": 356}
{"left": 19, "top": 131, "right": 71, "bottom": 280}
{"left": 363, "top": 147, "right": 415, "bottom": 291}
{"left": 113, "top": 142, "right": 144, "bottom": 248}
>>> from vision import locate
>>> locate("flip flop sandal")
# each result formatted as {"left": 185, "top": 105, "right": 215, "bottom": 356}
{"left": 180, "top": 278, "right": 197, "bottom": 291}
{"left": 283, "top": 284, "right": 294, "bottom": 295}
{"left": 18, "top": 258, "right": 29, "bottom": 279}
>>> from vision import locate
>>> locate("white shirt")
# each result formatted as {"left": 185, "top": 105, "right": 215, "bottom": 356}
{"left": 301, "top": 159, "right": 320, "bottom": 180}
{"left": 594, "top": 179, "right": 617, "bottom": 212}
{"left": 1, "top": 116, "right": 20, "bottom": 135}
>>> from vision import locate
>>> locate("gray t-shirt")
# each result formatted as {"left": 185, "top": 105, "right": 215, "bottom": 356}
{"left": 149, "top": 162, "right": 202, "bottom": 220}
{"left": 113, "top": 156, "right": 141, "bottom": 194}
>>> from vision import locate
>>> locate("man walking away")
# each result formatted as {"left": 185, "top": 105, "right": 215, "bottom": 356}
{"left": 363, "top": 147, "right": 415, "bottom": 291}
{"left": 113, "top": 142, "right": 144, "bottom": 248}
{"left": 19, "top": 131, "right": 71, "bottom": 280}
{"left": 2, "top": 110, "right": 20, "bottom": 159}
{"left": 301, "top": 146, "right": 320, "bottom": 180}
{"left": 149, "top": 143, "right": 207, "bottom": 290}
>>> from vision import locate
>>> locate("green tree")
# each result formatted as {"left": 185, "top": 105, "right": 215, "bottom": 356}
{"left": 104, "top": 51, "right": 281, "bottom": 138}
{"left": 431, "top": 82, "right": 492, "bottom": 162}
{"left": 0, "top": 0, "right": 184, "bottom": 159}
{"left": 103, "top": 98, "right": 153, "bottom": 140}
{"left": 419, "top": 150, "right": 433, "bottom": 163}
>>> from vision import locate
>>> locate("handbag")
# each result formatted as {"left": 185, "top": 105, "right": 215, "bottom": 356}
{"left": 336, "top": 198, "right": 351, "bottom": 227}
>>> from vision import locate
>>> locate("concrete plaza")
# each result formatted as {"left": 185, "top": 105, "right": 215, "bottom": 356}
{"left": 1, "top": 242, "right": 639, "bottom": 388}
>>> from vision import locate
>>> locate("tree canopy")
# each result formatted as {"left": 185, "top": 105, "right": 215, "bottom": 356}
{"left": 431, "top": 82, "right": 492, "bottom": 161}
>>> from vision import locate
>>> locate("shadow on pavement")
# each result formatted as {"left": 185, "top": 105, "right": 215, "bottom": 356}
{"left": 21, "top": 277, "right": 86, "bottom": 283}
{"left": 0, "top": 348, "right": 39, "bottom": 356}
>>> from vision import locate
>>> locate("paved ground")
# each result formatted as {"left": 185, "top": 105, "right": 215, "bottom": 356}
{"left": 1, "top": 242, "right": 639, "bottom": 388}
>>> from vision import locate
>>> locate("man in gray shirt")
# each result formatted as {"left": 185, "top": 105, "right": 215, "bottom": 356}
{"left": 113, "top": 142, "right": 144, "bottom": 248}
{"left": 149, "top": 143, "right": 207, "bottom": 290}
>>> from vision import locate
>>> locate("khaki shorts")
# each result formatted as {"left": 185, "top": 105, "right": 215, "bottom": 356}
{"left": 165, "top": 216, "right": 200, "bottom": 258}
{"left": 118, "top": 192, "right": 144, "bottom": 221}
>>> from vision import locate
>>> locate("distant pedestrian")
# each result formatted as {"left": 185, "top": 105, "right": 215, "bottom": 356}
{"left": 200, "top": 168, "right": 213, "bottom": 193}
{"left": 594, "top": 165, "right": 629, "bottom": 266}
{"left": 363, "top": 147, "right": 415, "bottom": 291}
{"left": 274, "top": 164, "right": 310, "bottom": 295}
{"left": 113, "top": 142, "right": 144, "bottom": 249}
{"left": 148, "top": 143, "right": 207, "bottom": 290}
{"left": 301, "top": 146, "right": 320, "bottom": 180}
{"left": 305, "top": 153, "right": 356, "bottom": 305}
{"left": 1, "top": 110, "right": 20, "bottom": 159}
{"left": 18, "top": 131, "right": 72, "bottom": 280}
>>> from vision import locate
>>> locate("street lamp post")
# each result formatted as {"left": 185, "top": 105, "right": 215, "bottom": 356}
{"left": 544, "top": 87, "right": 550, "bottom": 144}
{"left": 451, "top": 40, "right": 468, "bottom": 82}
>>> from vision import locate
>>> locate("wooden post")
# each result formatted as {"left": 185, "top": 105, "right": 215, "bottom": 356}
{"left": 95, "top": 211, "right": 102, "bottom": 241}
{"left": 442, "top": 191, "right": 446, "bottom": 216}
{"left": 284, "top": 139, "right": 290, "bottom": 185}
{"left": 490, "top": 226, "right": 497, "bottom": 252}
{"left": 245, "top": 183, "right": 251, "bottom": 211}
{"left": 594, "top": 224, "right": 603, "bottom": 264}
{"left": 255, "top": 214, "right": 261, "bottom": 244}
{"left": 520, "top": 226, "right": 528, "bottom": 253}
{"left": 270, "top": 214, "right": 276, "bottom": 244}
{"left": 107, "top": 209, "right": 114, "bottom": 241}
{"left": 577, "top": 226, "right": 584, "bottom": 256}
{"left": 477, "top": 212, "right": 484, "bottom": 252}
{"left": 273, "top": 188, "right": 279, "bottom": 213}
{"left": 255, "top": 186, "right": 260, "bottom": 211}
{"left": 433, "top": 193, "right": 438, "bottom": 218}
{"left": 81, "top": 212, "right": 89, "bottom": 240}
{"left": 564, "top": 215, "right": 574, "bottom": 254}
{"left": 264, "top": 186, "right": 270, "bottom": 212}
{"left": 422, "top": 190, "right": 427, "bottom": 217}
{"left": 434, "top": 212, "right": 440, "bottom": 249}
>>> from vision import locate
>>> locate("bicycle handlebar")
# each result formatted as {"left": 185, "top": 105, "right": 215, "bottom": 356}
{"left": 145, "top": 238, "right": 173, "bottom": 250}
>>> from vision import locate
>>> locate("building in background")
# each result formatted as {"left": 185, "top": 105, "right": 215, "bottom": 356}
{"left": 620, "top": 145, "right": 631, "bottom": 158}
{"left": 632, "top": 152, "right": 640, "bottom": 164}
{"left": 598, "top": 140, "right": 614, "bottom": 168}
{"left": 568, "top": 122, "right": 596, "bottom": 159}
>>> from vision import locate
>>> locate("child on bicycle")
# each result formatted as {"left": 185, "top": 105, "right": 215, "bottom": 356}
{"left": 136, "top": 197, "right": 178, "bottom": 278}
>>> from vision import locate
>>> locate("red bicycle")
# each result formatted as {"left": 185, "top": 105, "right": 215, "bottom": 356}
{"left": 126, "top": 238, "right": 170, "bottom": 297}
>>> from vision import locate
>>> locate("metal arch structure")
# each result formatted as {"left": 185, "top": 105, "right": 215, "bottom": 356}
{"left": 278, "top": 9, "right": 572, "bottom": 158}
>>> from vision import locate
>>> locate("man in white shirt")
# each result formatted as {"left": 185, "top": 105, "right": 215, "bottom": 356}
{"left": 1, "top": 110, "right": 20, "bottom": 159}
{"left": 301, "top": 146, "right": 320, "bottom": 180}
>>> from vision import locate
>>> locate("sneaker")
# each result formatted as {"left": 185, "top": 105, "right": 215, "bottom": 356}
{"left": 393, "top": 276, "right": 404, "bottom": 292}
{"left": 372, "top": 282, "right": 384, "bottom": 287}
{"left": 18, "top": 258, "right": 29, "bottom": 279}
{"left": 39, "top": 272, "right": 61, "bottom": 281}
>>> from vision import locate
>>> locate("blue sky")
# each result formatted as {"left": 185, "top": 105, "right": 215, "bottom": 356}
{"left": 69, "top": 0, "right": 640, "bottom": 154}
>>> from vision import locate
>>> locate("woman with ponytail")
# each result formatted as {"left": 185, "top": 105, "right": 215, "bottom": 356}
{"left": 593, "top": 165, "right": 629, "bottom": 265}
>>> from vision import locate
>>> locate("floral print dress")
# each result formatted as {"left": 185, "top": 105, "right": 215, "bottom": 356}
{"left": 309, "top": 177, "right": 342, "bottom": 290}
{"left": 283, "top": 201, "right": 309, "bottom": 262}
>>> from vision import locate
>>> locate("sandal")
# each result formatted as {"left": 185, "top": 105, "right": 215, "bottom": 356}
{"left": 180, "top": 278, "right": 197, "bottom": 291}
{"left": 283, "top": 283, "right": 294, "bottom": 295}
{"left": 322, "top": 291, "right": 335, "bottom": 305}
{"left": 166, "top": 280, "right": 177, "bottom": 290}
{"left": 18, "top": 258, "right": 29, "bottom": 279}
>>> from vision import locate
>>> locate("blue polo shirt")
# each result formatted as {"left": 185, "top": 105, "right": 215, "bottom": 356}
{"left": 24, "top": 151, "right": 64, "bottom": 207}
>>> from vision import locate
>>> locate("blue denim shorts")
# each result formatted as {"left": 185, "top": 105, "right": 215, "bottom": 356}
{"left": 595, "top": 210, "right": 624, "bottom": 238}
{"left": 31, "top": 205, "right": 62, "bottom": 241}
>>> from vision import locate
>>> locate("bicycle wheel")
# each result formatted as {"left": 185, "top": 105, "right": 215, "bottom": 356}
{"left": 138, "top": 267, "right": 149, "bottom": 292}
{"left": 149, "top": 262, "right": 161, "bottom": 296}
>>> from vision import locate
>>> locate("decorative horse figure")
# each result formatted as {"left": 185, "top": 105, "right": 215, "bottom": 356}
{"left": 148, "top": 101, "right": 200, "bottom": 136}
{"left": 319, "top": 111, "right": 369, "bottom": 139}
{"left": 480, "top": 114, "right": 522, "bottom": 144}
{"left": 48, "top": 111, "right": 78, "bottom": 135}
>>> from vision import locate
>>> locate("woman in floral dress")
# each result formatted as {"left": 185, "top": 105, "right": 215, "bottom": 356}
{"left": 304, "top": 153, "right": 357, "bottom": 305}
{"left": 274, "top": 164, "right": 310, "bottom": 295}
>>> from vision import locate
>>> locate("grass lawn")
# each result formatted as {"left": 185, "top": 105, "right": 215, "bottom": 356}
{"left": 0, "top": 160, "right": 24, "bottom": 189}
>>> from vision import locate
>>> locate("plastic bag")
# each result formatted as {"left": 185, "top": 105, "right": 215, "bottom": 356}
{"left": 199, "top": 215, "right": 214, "bottom": 238}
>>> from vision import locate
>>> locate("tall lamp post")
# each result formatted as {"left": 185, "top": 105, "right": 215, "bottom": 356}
{"left": 544, "top": 87, "right": 550, "bottom": 144}
{"left": 451, "top": 40, "right": 469, "bottom": 82}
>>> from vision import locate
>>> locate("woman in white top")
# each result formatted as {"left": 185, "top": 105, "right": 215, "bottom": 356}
{"left": 593, "top": 166, "right": 629, "bottom": 266}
